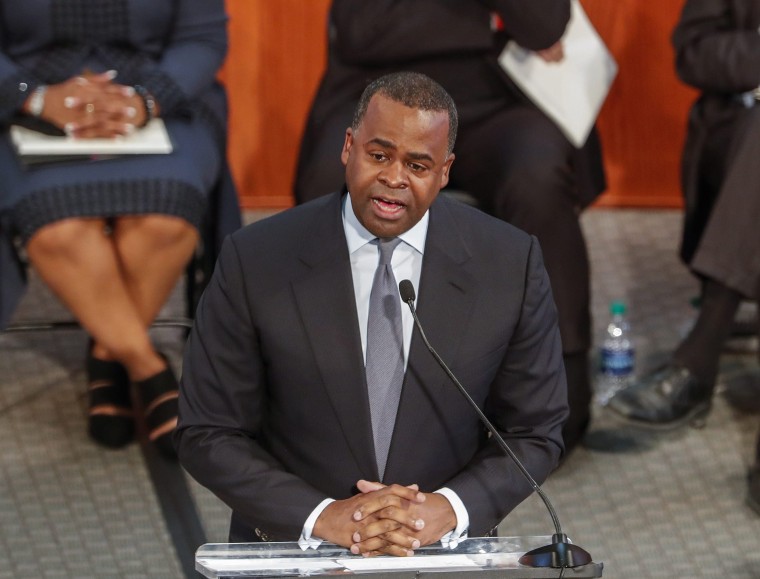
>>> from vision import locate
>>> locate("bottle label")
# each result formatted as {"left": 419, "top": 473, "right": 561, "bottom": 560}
{"left": 600, "top": 348, "right": 634, "bottom": 376}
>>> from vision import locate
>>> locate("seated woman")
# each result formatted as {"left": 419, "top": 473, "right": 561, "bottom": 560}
{"left": 0, "top": 0, "right": 240, "bottom": 456}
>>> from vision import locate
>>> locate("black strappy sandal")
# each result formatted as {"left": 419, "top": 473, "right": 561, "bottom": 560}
{"left": 87, "top": 353, "right": 135, "bottom": 448}
{"left": 135, "top": 358, "right": 179, "bottom": 458}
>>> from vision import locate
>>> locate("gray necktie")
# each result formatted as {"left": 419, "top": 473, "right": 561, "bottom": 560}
{"left": 365, "top": 237, "right": 404, "bottom": 479}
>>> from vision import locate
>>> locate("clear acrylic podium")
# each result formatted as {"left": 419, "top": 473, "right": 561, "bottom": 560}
{"left": 196, "top": 536, "right": 603, "bottom": 578}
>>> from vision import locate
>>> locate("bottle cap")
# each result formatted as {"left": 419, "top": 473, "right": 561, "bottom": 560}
{"left": 610, "top": 300, "right": 626, "bottom": 315}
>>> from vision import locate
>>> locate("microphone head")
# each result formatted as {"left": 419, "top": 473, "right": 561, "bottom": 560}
{"left": 399, "top": 279, "right": 416, "bottom": 303}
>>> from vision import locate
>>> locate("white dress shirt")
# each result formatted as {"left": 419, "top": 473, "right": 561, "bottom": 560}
{"left": 298, "top": 194, "right": 469, "bottom": 550}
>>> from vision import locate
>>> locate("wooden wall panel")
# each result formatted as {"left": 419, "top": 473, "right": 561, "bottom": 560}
{"left": 584, "top": 0, "right": 697, "bottom": 207}
{"left": 220, "top": 0, "right": 331, "bottom": 209}
{"left": 221, "top": 1, "right": 698, "bottom": 209}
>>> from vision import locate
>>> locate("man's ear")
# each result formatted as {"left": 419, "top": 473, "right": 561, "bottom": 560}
{"left": 439, "top": 153, "right": 455, "bottom": 189}
{"left": 340, "top": 128, "right": 354, "bottom": 167}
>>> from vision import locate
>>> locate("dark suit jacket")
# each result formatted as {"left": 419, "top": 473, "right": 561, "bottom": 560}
{"left": 673, "top": 0, "right": 760, "bottom": 264}
{"left": 176, "top": 192, "right": 568, "bottom": 542}
{"left": 297, "top": 0, "right": 605, "bottom": 207}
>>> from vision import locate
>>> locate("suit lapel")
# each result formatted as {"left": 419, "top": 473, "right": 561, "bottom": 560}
{"left": 385, "top": 199, "right": 478, "bottom": 481}
{"left": 291, "top": 194, "right": 379, "bottom": 479}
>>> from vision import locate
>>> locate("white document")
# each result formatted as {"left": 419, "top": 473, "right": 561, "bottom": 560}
{"left": 197, "top": 554, "right": 480, "bottom": 574}
{"left": 10, "top": 118, "right": 173, "bottom": 157}
{"left": 498, "top": 0, "right": 617, "bottom": 147}
{"left": 196, "top": 557, "right": 343, "bottom": 572}
{"left": 339, "top": 553, "right": 480, "bottom": 571}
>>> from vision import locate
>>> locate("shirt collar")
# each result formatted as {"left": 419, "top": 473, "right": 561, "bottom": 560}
{"left": 342, "top": 192, "right": 429, "bottom": 254}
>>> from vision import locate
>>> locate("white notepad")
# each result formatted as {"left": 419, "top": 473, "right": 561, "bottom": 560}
{"left": 498, "top": 0, "right": 617, "bottom": 147}
{"left": 10, "top": 118, "right": 173, "bottom": 157}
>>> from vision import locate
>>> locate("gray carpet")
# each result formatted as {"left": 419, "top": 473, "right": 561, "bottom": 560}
{"left": 1, "top": 208, "right": 759, "bottom": 578}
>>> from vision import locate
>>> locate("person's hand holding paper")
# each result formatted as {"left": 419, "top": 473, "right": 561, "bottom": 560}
{"left": 499, "top": 0, "right": 617, "bottom": 147}
{"left": 536, "top": 41, "right": 565, "bottom": 64}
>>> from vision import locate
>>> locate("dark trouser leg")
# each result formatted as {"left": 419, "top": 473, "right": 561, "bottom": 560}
{"left": 452, "top": 107, "right": 591, "bottom": 452}
{"left": 674, "top": 278, "right": 742, "bottom": 385}
{"left": 563, "top": 352, "right": 592, "bottom": 454}
{"left": 751, "top": 312, "right": 760, "bottom": 515}
{"left": 749, "top": 424, "right": 760, "bottom": 515}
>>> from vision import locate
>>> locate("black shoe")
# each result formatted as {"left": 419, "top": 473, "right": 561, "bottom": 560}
{"left": 749, "top": 463, "right": 760, "bottom": 516}
{"left": 135, "top": 359, "right": 179, "bottom": 458}
{"left": 87, "top": 353, "right": 135, "bottom": 448}
{"left": 607, "top": 364, "right": 713, "bottom": 430}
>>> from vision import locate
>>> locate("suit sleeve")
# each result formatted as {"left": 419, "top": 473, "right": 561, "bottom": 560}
{"left": 175, "top": 236, "right": 328, "bottom": 541}
{"left": 484, "top": 0, "right": 571, "bottom": 50}
{"left": 0, "top": 32, "right": 43, "bottom": 123}
{"left": 137, "top": 0, "right": 228, "bottom": 116}
{"left": 330, "top": 0, "right": 569, "bottom": 66}
{"left": 444, "top": 236, "right": 568, "bottom": 535}
{"left": 672, "top": 0, "right": 760, "bottom": 92}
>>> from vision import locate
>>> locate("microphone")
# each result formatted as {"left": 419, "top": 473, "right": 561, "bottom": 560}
{"left": 398, "top": 279, "right": 592, "bottom": 570}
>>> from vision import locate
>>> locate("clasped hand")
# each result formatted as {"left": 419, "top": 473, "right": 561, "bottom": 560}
{"left": 536, "top": 41, "right": 564, "bottom": 63}
{"left": 313, "top": 479, "right": 457, "bottom": 557}
{"left": 39, "top": 71, "right": 149, "bottom": 138}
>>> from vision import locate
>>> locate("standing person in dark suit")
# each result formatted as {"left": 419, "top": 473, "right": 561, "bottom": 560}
{"left": 293, "top": 0, "right": 607, "bottom": 456}
{"left": 608, "top": 0, "right": 760, "bottom": 513}
{"left": 176, "top": 72, "right": 568, "bottom": 554}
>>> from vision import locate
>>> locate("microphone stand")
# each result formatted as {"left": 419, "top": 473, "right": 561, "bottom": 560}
{"left": 399, "top": 281, "right": 592, "bottom": 572}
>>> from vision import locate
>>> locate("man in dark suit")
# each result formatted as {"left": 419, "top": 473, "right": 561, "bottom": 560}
{"left": 294, "top": 0, "right": 606, "bottom": 455}
{"left": 176, "top": 72, "right": 568, "bottom": 555}
{"left": 608, "top": 0, "right": 760, "bottom": 513}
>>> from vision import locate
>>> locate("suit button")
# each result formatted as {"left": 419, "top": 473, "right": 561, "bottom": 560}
{"left": 255, "top": 528, "right": 271, "bottom": 542}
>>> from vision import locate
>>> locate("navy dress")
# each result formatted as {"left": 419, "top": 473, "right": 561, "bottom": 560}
{"left": 0, "top": 0, "right": 240, "bottom": 328}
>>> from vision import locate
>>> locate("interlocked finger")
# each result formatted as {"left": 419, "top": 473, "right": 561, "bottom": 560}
{"left": 351, "top": 534, "right": 415, "bottom": 557}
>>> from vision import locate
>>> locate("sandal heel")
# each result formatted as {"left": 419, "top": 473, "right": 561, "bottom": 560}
{"left": 136, "top": 362, "right": 179, "bottom": 458}
{"left": 87, "top": 356, "right": 135, "bottom": 448}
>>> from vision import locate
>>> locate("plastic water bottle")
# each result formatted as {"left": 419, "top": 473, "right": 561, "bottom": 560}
{"left": 596, "top": 300, "right": 635, "bottom": 406}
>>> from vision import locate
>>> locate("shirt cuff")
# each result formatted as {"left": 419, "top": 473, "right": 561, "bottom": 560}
{"left": 434, "top": 487, "right": 469, "bottom": 549}
{"left": 298, "top": 498, "right": 335, "bottom": 551}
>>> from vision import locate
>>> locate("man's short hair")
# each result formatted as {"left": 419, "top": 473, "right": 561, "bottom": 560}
{"left": 352, "top": 72, "right": 458, "bottom": 155}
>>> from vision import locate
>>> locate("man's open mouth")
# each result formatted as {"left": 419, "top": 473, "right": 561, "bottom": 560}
{"left": 372, "top": 196, "right": 406, "bottom": 214}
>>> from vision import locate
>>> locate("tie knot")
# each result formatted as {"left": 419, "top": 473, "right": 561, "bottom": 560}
{"left": 376, "top": 237, "right": 402, "bottom": 266}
